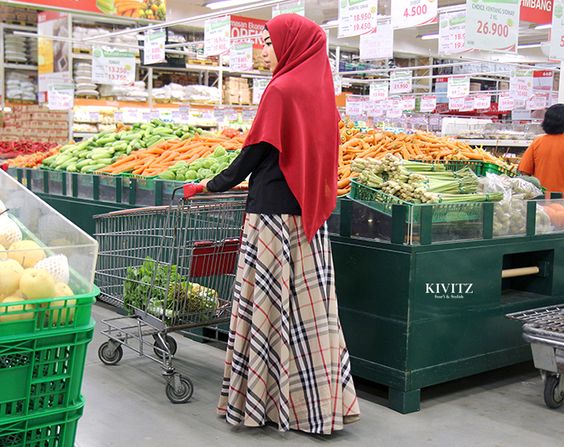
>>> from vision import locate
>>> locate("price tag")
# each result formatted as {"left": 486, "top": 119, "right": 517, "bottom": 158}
{"left": 272, "top": 0, "right": 305, "bottom": 17}
{"left": 401, "top": 95, "right": 416, "bottom": 111}
{"left": 88, "top": 111, "right": 100, "bottom": 122}
{"left": 214, "top": 108, "right": 226, "bottom": 122}
{"left": 346, "top": 95, "right": 368, "bottom": 117}
{"left": 473, "top": 94, "right": 491, "bottom": 110}
{"left": 550, "top": 3, "right": 564, "bottom": 60}
{"left": 252, "top": 78, "right": 270, "bottom": 104}
{"left": 391, "top": 0, "right": 437, "bottom": 29}
{"left": 338, "top": 0, "right": 378, "bottom": 38}
{"left": 179, "top": 104, "right": 190, "bottom": 114}
{"left": 242, "top": 108, "right": 256, "bottom": 121}
{"left": 122, "top": 108, "right": 141, "bottom": 123}
{"left": 464, "top": 0, "right": 519, "bottom": 53}
{"left": 447, "top": 76, "right": 470, "bottom": 98}
{"left": 225, "top": 107, "right": 238, "bottom": 121}
{"left": 460, "top": 97, "right": 475, "bottom": 112}
{"left": 439, "top": 11, "right": 467, "bottom": 55}
{"left": 359, "top": 23, "right": 393, "bottom": 60}
{"left": 510, "top": 70, "right": 533, "bottom": 109}
{"left": 529, "top": 94, "right": 548, "bottom": 110}
{"left": 386, "top": 98, "right": 403, "bottom": 118}
{"left": 371, "top": 101, "right": 385, "bottom": 117}
{"left": 448, "top": 97, "right": 464, "bottom": 110}
{"left": 143, "top": 28, "right": 166, "bottom": 65}
{"left": 142, "top": 111, "right": 152, "bottom": 122}
{"left": 47, "top": 84, "right": 74, "bottom": 110}
{"left": 389, "top": 70, "right": 412, "bottom": 94}
{"left": 420, "top": 95, "right": 437, "bottom": 112}
{"left": 150, "top": 110, "right": 160, "bottom": 120}
{"left": 204, "top": 15, "right": 231, "bottom": 56}
{"left": 334, "top": 75, "right": 343, "bottom": 95}
{"left": 370, "top": 82, "right": 388, "bottom": 101}
{"left": 114, "top": 111, "right": 124, "bottom": 122}
{"left": 498, "top": 93, "right": 514, "bottom": 111}
{"left": 92, "top": 47, "right": 136, "bottom": 85}
{"left": 229, "top": 43, "right": 254, "bottom": 72}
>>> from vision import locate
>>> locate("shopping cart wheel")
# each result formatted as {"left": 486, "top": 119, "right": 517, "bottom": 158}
{"left": 544, "top": 374, "right": 564, "bottom": 409}
{"left": 98, "top": 341, "right": 124, "bottom": 366}
{"left": 153, "top": 335, "right": 178, "bottom": 359}
{"left": 165, "top": 374, "right": 194, "bottom": 404}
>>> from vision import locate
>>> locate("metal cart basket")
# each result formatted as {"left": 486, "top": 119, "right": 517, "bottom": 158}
{"left": 94, "top": 186, "right": 246, "bottom": 403}
{"left": 507, "top": 304, "right": 564, "bottom": 409}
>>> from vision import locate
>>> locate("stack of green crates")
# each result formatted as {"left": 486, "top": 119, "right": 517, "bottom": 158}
{"left": 0, "top": 288, "right": 97, "bottom": 446}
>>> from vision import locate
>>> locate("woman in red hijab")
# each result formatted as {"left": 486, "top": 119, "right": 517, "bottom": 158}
{"left": 201, "top": 14, "right": 359, "bottom": 434}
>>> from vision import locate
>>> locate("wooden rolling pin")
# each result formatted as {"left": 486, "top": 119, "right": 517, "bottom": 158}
{"left": 501, "top": 266, "right": 540, "bottom": 279}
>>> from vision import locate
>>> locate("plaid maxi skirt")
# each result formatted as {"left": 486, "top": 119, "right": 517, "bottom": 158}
{"left": 217, "top": 214, "right": 360, "bottom": 434}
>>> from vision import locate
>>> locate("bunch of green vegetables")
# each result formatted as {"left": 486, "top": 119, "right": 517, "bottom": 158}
{"left": 158, "top": 146, "right": 240, "bottom": 181}
{"left": 42, "top": 120, "right": 201, "bottom": 173}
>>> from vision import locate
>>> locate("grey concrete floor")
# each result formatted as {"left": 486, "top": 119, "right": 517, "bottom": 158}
{"left": 76, "top": 303, "right": 564, "bottom": 447}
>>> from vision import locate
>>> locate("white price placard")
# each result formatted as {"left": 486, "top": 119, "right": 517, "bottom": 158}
{"left": 473, "top": 94, "right": 491, "bottom": 110}
{"left": 529, "top": 94, "right": 548, "bottom": 110}
{"left": 150, "top": 110, "right": 160, "bottom": 120}
{"left": 550, "top": 2, "right": 564, "bottom": 60}
{"left": 460, "top": 97, "right": 475, "bottom": 112}
{"left": 252, "top": 78, "right": 270, "bottom": 104}
{"left": 338, "top": 0, "right": 379, "bottom": 38}
{"left": 439, "top": 11, "right": 467, "bottom": 55}
{"left": 391, "top": 0, "right": 437, "bottom": 29}
{"left": 334, "top": 75, "right": 343, "bottom": 95}
{"left": 420, "top": 95, "right": 437, "bottom": 112}
{"left": 371, "top": 101, "right": 385, "bottom": 117}
{"left": 464, "top": 0, "right": 520, "bottom": 53}
{"left": 448, "top": 97, "right": 464, "bottom": 110}
{"left": 510, "top": 70, "right": 533, "bottom": 108}
{"left": 370, "top": 82, "right": 388, "bottom": 101}
{"left": 122, "top": 108, "right": 142, "bottom": 123}
{"left": 204, "top": 16, "right": 231, "bottom": 57}
{"left": 498, "top": 93, "right": 514, "bottom": 111}
{"left": 346, "top": 95, "right": 368, "bottom": 117}
{"left": 143, "top": 28, "right": 166, "bottom": 65}
{"left": 359, "top": 23, "right": 393, "bottom": 60}
{"left": 47, "top": 84, "right": 73, "bottom": 110}
{"left": 447, "top": 76, "right": 470, "bottom": 98}
{"left": 273, "top": 0, "right": 305, "bottom": 17}
{"left": 389, "top": 70, "right": 412, "bottom": 94}
{"left": 92, "top": 47, "right": 136, "bottom": 85}
{"left": 229, "top": 43, "right": 254, "bottom": 72}
{"left": 214, "top": 108, "right": 226, "bottom": 122}
{"left": 401, "top": 96, "right": 416, "bottom": 111}
{"left": 242, "top": 109, "right": 257, "bottom": 121}
{"left": 386, "top": 98, "right": 403, "bottom": 118}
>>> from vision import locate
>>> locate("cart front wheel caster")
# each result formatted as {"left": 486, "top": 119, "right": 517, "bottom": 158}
{"left": 165, "top": 375, "right": 193, "bottom": 404}
{"left": 98, "top": 341, "right": 123, "bottom": 366}
{"left": 154, "top": 335, "right": 178, "bottom": 359}
{"left": 544, "top": 374, "right": 564, "bottom": 409}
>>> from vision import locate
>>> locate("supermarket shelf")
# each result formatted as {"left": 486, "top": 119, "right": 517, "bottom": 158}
{"left": 73, "top": 132, "right": 97, "bottom": 138}
{"left": 458, "top": 139, "right": 532, "bottom": 148}
{"left": 4, "top": 63, "right": 38, "bottom": 71}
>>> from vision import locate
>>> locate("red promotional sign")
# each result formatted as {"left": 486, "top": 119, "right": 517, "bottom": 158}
{"left": 231, "top": 15, "right": 267, "bottom": 47}
{"left": 520, "top": 0, "right": 553, "bottom": 24}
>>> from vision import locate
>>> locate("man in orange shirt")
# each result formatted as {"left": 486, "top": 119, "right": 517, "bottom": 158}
{"left": 519, "top": 104, "right": 564, "bottom": 193}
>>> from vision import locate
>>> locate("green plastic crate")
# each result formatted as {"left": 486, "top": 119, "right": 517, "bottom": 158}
{"left": 0, "top": 287, "right": 97, "bottom": 339}
{"left": 349, "top": 179, "right": 483, "bottom": 223}
{"left": 0, "top": 399, "right": 84, "bottom": 446}
{"left": 0, "top": 323, "right": 93, "bottom": 422}
{"left": 429, "top": 160, "right": 517, "bottom": 177}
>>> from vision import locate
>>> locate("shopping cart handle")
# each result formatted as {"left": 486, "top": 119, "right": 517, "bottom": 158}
{"left": 182, "top": 183, "right": 204, "bottom": 199}
{"left": 1, "top": 163, "right": 8, "bottom": 172}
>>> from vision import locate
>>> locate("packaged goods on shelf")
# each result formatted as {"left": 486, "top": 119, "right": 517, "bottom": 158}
{"left": 0, "top": 5, "right": 36, "bottom": 24}
{"left": 6, "top": 72, "right": 36, "bottom": 102}
{"left": 73, "top": 123, "right": 98, "bottom": 133}
{"left": 74, "top": 61, "right": 99, "bottom": 97}
{"left": 1, "top": 106, "right": 68, "bottom": 144}
{"left": 72, "top": 26, "right": 139, "bottom": 53}
{"left": 153, "top": 83, "right": 186, "bottom": 102}
{"left": 4, "top": 33, "right": 30, "bottom": 64}
{"left": 223, "top": 77, "right": 251, "bottom": 105}
{"left": 99, "top": 82, "right": 148, "bottom": 102}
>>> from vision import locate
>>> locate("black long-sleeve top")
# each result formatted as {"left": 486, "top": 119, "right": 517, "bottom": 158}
{"left": 207, "top": 142, "right": 301, "bottom": 215}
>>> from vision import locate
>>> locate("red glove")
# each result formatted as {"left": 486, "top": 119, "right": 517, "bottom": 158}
{"left": 0, "top": 163, "right": 8, "bottom": 172}
{"left": 183, "top": 183, "right": 204, "bottom": 199}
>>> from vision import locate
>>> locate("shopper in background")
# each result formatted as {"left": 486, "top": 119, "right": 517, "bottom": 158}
{"left": 199, "top": 14, "right": 360, "bottom": 435}
{"left": 519, "top": 103, "right": 564, "bottom": 193}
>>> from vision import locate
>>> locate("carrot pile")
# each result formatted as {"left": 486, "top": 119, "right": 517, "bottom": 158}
{"left": 100, "top": 133, "right": 245, "bottom": 177}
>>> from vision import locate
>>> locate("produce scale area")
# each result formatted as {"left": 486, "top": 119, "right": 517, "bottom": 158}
{"left": 2, "top": 0, "right": 564, "bottom": 446}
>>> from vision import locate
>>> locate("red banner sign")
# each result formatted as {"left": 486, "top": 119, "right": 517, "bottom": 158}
{"left": 231, "top": 15, "right": 267, "bottom": 48}
{"left": 520, "top": 0, "right": 552, "bottom": 24}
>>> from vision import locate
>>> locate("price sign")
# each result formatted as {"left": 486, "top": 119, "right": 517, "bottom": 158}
{"left": 498, "top": 93, "right": 515, "bottom": 111}
{"left": 143, "top": 28, "right": 166, "bottom": 65}
{"left": 338, "top": 0, "right": 379, "bottom": 38}
{"left": 272, "top": 0, "right": 305, "bottom": 17}
{"left": 88, "top": 111, "right": 100, "bottom": 122}
{"left": 47, "top": 84, "right": 73, "bottom": 110}
{"left": 473, "top": 94, "right": 491, "bottom": 110}
{"left": 204, "top": 15, "right": 231, "bottom": 56}
{"left": 371, "top": 101, "right": 385, "bottom": 117}
{"left": 389, "top": 70, "right": 412, "bottom": 94}
{"left": 386, "top": 98, "right": 403, "bottom": 118}
{"left": 401, "top": 95, "right": 416, "bottom": 111}
{"left": 114, "top": 111, "right": 124, "bottom": 122}
{"left": 359, "top": 23, "right": 393, "bottom": 60}
{"left": 529, "top": 93, "right": 548, "bottom": 110}
{"left": 224, "top": 108, "right": 238, "bottom": 121}
{"left": 439, "top": 11, "right": 467, "bottom": 55}
{"left": 447, "top": 76, "right": 470, "bottom": 98}
{"left": 229, "top": 43, "right": 254, "bottom": 72}
{"left": 334, "top": 75, "right": 343, "bottom": 95}
{"left": 448, "top": 97, "right": 464, "bottom": 110}
{"left": 179, "top": 104, "right": 190, "bottom": 114}
{"left": 346, "top": 95, "right": 368, "bottom": 117}
{"left": 150, "top": 110, "right": 160, "bottom": 120}
{"left": 92, "top": 47, "right": 136, "bottom": 85}
{"left": 122, "top": 108, "right": 141, "bottom": 123}
{"left": 214, "top": 108, "right": 226, "bottom": 122}
{"left": 370, "top": 82, "right": 388, "bottom": 101}
{"left": 420, "top": 95, "right": 437, "bottom": 112}
{"left": 550, "top": 2, "right": 564, "bottom": 60}
{"left": 460, "top": 97, "right": 475, "bottom": 112}
{"left": 510, "top": 70, "right": 533, "bottom": 108}
{"left": 242, "top": 108, "right": 256, "bottom": 121}
{"left": 391, "top": 0, "right": 437, "bottom": 29}
{"left": 252, "top": 78, "right": 270, "bottom": 104}
{"left": 464, "top": 0, "right": 520, "bottom": 53}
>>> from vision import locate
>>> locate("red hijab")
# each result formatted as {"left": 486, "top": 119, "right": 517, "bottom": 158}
{"left": 244, "top": 14, "right": 339, "bottom": 241}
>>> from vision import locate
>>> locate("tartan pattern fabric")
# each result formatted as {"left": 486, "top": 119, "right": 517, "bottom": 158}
{"left": 217, "top": 214, "right": 360, "bottom": 434}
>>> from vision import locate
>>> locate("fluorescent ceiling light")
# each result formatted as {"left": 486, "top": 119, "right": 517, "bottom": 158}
{"left": 420, "top": 33, "right": 439, "bottom": 40}
{"left": 535, "top": 24, "right": 552, "bottom": 30}
{"left": 518, "top": 43, "right": 542, "bottom": 49}
{"left": 205, "top": 0, "right": 264, "bottom": 9}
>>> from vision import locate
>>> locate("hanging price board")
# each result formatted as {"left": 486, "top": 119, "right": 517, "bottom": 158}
{"left": 510, "top": 70, "right": 533, "bottom": 108}
{"left": 359, "top": 23, "right": 393, "bottom": 60}
{"left": 47, "top": 84, "right": 73, "bottom": 110}
{"left": 204, "top": 15, "right": 231, "bottom": 57}
{"left": 447, "top": 76, "right": 470, "bottom": 98}
{"left": 386, "top": 98, "right": 403, "bottom": 118}
{"left": 338, "top": 0, "right": 379, "bottom": 38}
{"left": 401, "top": 96, "right": 416, "bottom": 111}
{"left": 92, "top": 47, "right": 136, "bottom": 85}
{"left": 370, "top": 82, "right": 388, "bottom": 101}
{"left": 272, "top": 0, "right": 305, "bottom": 17}
{"left": 143, "top": 28, "right": 166, "bottom": 65}
{"left": 229, "top": 43, "right": 254, "bottom": 72}
{"left": 550, "top": 2, "right": 564, "bottom": 60}
{"left": 460, "top": 97, "right": 475, "bottom": 112}
{"left": 252, "top": 78, "right": 269, "bottom": 104}
{"left": 448, "top": 97, "right": 465, "bottom": 110}
{"left": 529, "top": 93, "right": 548, "bottom": 110}
{"left": 473, "top": 94, "right": 491, "bottom": 110}
{"left": 420, "top": 95, "right": 437, "bottom": 112}
{"left": 498, "top": 93, "right": 515, "bottom": 111}
{"left": 389, "top": 70, "right": 412, "bottom": 94}
{"left": 346, "top": 95, "right": 368, "bottom": 117}
{"left": 464, "top": 0, "right": 520, "bottom": 53}
{"left": 391, "top": 0, "right": 437, "bottom": 29}
{"left": 438, "top": 11, "right": 467, "bottom": 55}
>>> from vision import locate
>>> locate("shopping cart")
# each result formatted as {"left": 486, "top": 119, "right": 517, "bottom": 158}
{"left": 94, "top": 184, "right": 246, "bottom": 403}
{"left": 506, "top": 304, "right": 564, "bottom": 409}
